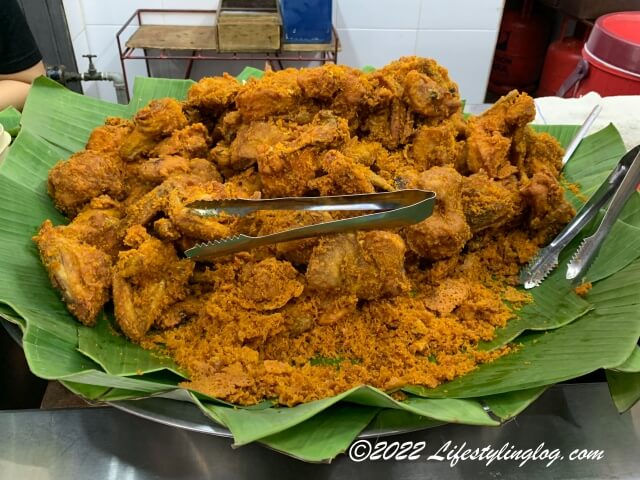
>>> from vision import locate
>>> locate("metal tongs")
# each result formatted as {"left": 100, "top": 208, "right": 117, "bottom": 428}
{"left": 561, "top": 105, "right": 602, "bottom": 167}
{"left": 184, "top": 189, "right": 436, "bottom": 259}
{"left": 521, "top": 145, "right": 640, "bottom": 288}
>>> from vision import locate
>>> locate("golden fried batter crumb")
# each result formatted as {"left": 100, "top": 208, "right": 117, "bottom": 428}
{"left": 574, "top": 282, "right": 592, "bottom": 297}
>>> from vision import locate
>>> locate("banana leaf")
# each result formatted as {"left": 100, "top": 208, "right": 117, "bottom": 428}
{"left": 259, "top": 404, "right": 379, "bottom": 463}
{"left": 481, "top": 386, "right": 548, "bottom": 421}
{"left": 78, "top": 314, "right": 186, "bottom": 377}
{"left": 613, "top": 347, "right": 640, "bottom": 373}
{"left": 1, "top": 75, "right": 639, "bottom": 462}
{"left": 606, "top": 370, "right": 640, "bottom": 413}
{"left": 0, "top": 106, "right": 21, "bottom": 137}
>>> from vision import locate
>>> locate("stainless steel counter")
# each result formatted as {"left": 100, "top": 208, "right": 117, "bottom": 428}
{"left": 1, "top": 383, "right": 638, "bottom": 479}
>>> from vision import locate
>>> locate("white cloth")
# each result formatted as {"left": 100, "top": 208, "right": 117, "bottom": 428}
{"left": 0, "top": 126, "right": 11, "bottom": 164}
{"left": 533, "top": 92, "right": 640, "bottom": 150}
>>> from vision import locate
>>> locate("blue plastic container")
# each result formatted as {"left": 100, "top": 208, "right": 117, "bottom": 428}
{"left": 280, "top": 0, "right": 332, "bottom": 43}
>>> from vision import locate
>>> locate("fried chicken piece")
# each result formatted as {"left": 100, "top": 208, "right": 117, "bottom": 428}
{"left": 188, "top": 158, "right": 223, "bottom": 183}
{"left": 156, "top": 296, "right": 203, "bottom": 329}
{"left": 411, "top": 122, "right": 463, "bottom": 171}
{"left": 113, "top": 226, "right": 194, "bottom": 340}
{"left": 85, "top": 117, "right": 133, "bottom": 154}
{"left": 119, "top": 132, "right": 158, "bottom": 163}
{"left": 134, "top": 155, "right": 220, "bottom": 187}
{"left": 33, "top": 220, "right": 112, "bottom": 326}
{"left": 216, "top": 111, "right": 243, "bottom": 143}
{"left": 135, "top": 98, "right": 189, "bottom": 137}
{"left": 166, "top": 180, "right": 237, "bottom": 241}
{"left": 125, "top": 150, "right": 217, "bottom": 206}
{"left": 473, "top": 90, "right": 536, "bottom": 134}
{"left": 258, "top": 147, "right": 319, "bottom": 197}
{"left": 293, "top": 110, "right": 351, "bottom": 148}
{"left": 340, "top": 137, "right": 388, "bottom": 168}
{"left": 32, "top": 194, "right": 122, "bottom": 316}
{"left": 465, "top": 90, "right": 536, "bottom": 179}
{"left": 297, "top": 64, "right": 372, "bottom": 124}
{"left": 237, "top": 258, "right": 304, "bottom": 311}
{"left": 48, "top": 150, "right": 126, "bottom": 217}
{"left": 279, "top": 295, "right": 318, "bottom": 335}
{"left": 364, "top": 57, "right": 461, "bottom": 139}
{"left": 235, "top": 69, "right": 303, "bottom": 122}
{"left": 151, "top": 123, "right": 210, "bottom": 158}
{"left": 123, "top": 175, "right": 202, "bottom": 227}
{"left": 523, "top": 129, "right": 563, "bottom": 178}
{"left": 465, "top": 130, "right": 514, "bottom": 179}
{"left": 187, "top": 73, "right": 241, "bottom": 112}
{"left": 372, "top": 57, "right": 460, "bottom": 103}
{"left": 62, "top": 196, "right": 123, "bottom": 258}
{"left": 306, "top": 231, "right": 410, "bottom": 300}
{"left": 462, "top": 173, "right": 522, "bottom": 234}
{"left": 120, "top": 98, "right": 188, "bottom": 161}
{"left": 309, "top": 149, "right": 393, "bottom": 195}
{"left": 153, "top": 217, "right": 181, "bottom": 241}
{"left": 257, "top": 111, "right": 350, "bottom": 197}
{"left": 374, "top": 151, "right": 406, "bottom": 183}
{"left": 229, "top": 121, "right": 290, "bottom": 171}
{"left": 137, "top": 156, "right": 191, "bottom": 183}
{"left": 210, "top": 144, "right": 232, "bottom": 174}
{"left": 520, "top": 171, "right": 575, "bottom": 240}
{"left": 362, "top": 98, "right": 414, "bottom": 150}
{"left": 403, "top": 70, "right": 461, "bottom": 119}
{"left": 242, "top": 210, "right": 333, "bottom": 265}
{"left": 224, "top": 168, "right": 262, "bottom": 198}
{"left": 402, "top": 166, "right": 472, "bottom": 260}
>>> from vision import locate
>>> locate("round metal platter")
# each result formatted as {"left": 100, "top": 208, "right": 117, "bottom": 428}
{"left": 2, "top": 318, "right": 438, "bottom": 439}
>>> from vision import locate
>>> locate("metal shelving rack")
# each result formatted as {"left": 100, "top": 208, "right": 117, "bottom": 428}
{"left": 116, "top": 9, "right": 341, "bottom": 102}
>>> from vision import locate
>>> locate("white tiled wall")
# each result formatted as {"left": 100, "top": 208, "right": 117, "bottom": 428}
{"left": 62, "top": 0, "right": 504, "bottom": 103}
{"left": 416, "top": 29, "right": 501, "bottom": 105}
{"left": 337, "top": 29, "right": 418, "bottom": 68}
{"left": 335, "top": 0, "right": 504, "bottom": 102}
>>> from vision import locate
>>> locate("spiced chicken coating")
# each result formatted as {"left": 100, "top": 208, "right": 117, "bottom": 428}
{"left": 48, "top": 150, "right": 126, "bottom": 217}
{"left": 151, "top": 123, "right": 210, "bottom": 159}
{"left": 187, "top": 73, "right": 241, "bottom": 112}
{"left": 235, "top": 68, "right": 303, "bottom": 122}
{"left": 33, "top": 219, "right": 113, "bottom": 326}
{"left": 120, "top": 98, "right": 188, "bottom": 161}
{"left": 462, "top": 173, "right": 522, "bottom": 234}
{"left": 237, "top": 258, "right": 305, "bottom": 311}
{"left": 113, "top": 226, "right": 194, "bottom": 341}
{"left": 85, "top": 117, "right": 133, "bottom": 154}
{"left": 402, "top": 165, "right": 472, "bottom": 261}
{"left": 465, "top": 90, "right": 536, "bottom": 179}
{"left": 410, "top": 121, "right": 463, "bottom": 171}
{"left": 306, "top": 231, "right": 410, "bottom": 300}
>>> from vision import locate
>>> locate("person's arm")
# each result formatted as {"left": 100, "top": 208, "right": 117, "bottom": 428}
{"left": 0, "top": 60, "right": 45, "bottom": 110}
{"left": 0, "top": 0, "right": 45, "bottom": 110}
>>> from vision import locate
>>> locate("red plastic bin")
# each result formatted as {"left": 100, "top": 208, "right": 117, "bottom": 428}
{"left": 560, "top": 12, "right": 640, "bottom": 97}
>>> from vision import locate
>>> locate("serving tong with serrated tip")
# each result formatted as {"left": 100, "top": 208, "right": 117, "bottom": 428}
{"left": 520, "top": 145, "right": 640, "bottom": 289}
{"left": 184, "top": 189, "right": 436, "bottom": 259}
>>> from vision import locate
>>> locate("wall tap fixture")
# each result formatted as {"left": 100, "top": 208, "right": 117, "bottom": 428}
{"left": 46, "top": 54, "right": 129, "bottom": 105}
{"left": 45, "top": 64, "right": 81, "bottom": 84}
{"left": 81, "top": 54, "right": 99, "bottom": 79}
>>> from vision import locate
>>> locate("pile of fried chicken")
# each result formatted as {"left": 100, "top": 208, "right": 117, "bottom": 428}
{"left": 34, "top": 57, "right": 575, "bottom": 405}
